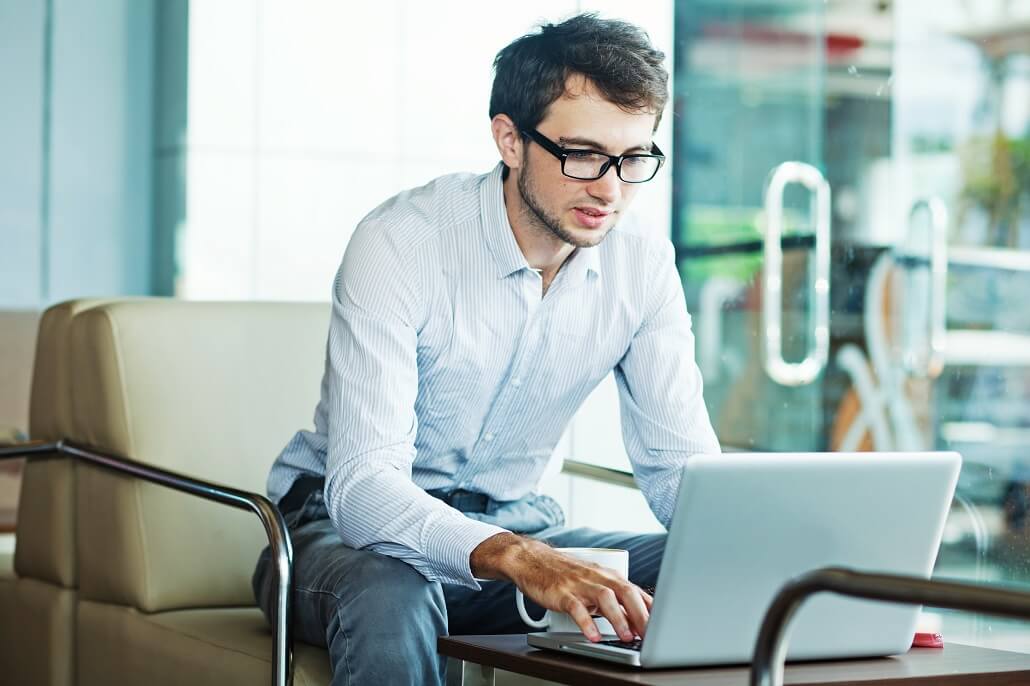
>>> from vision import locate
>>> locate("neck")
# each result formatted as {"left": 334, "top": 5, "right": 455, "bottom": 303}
{"left": 502, "top": 172, "right": 575, "bottom": 283}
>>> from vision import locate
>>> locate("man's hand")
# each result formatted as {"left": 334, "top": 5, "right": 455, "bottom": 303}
{"left": 470, "top": 532, "right": 653, "bottom": 643}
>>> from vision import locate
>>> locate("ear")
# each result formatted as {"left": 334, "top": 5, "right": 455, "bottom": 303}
{"left": 491, "top": 114, "right": 524, "bottom": 171}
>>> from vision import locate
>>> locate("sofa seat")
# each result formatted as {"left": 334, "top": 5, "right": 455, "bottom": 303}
{"left": 77, "top": 600, "right": 332, "bottom": 686}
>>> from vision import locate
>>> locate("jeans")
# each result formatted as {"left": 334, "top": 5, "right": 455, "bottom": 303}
{"left": 252, "top": 485, "right": 666, "bottom": 686}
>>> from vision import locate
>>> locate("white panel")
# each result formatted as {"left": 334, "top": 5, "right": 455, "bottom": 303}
{"left": 187, "top": 0, "right": 258, "bottom": 149}
{"left": 177, "top": 151, "right": 257, "bottom": 299}
{"left": 253, "top": 155, "right": 399, "bottom": 301}
{"left": 571, "top": 374, "right": 630, "bottom": 470}
{"left": 397, "top": 1, "right": 578, "bottom": 163}
{"left": 567, "top": 478, "right": 663, "bottom": 532}
{"left": 396, "top": 158, "right": 497, "bottom": 192}
{"left": 258, "top": 0, "right": 403, "bottom": 156}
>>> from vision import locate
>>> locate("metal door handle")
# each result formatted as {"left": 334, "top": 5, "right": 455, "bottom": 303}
{"left": 761, "top": 162, "right": 831, "bottom": 386}
{"left": 905, "top": 197, "right": 948, "bottom": 377}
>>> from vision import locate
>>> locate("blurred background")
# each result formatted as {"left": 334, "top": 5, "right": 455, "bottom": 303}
{"left": 2, "top": 0, "right": 1030, "bottom": 653}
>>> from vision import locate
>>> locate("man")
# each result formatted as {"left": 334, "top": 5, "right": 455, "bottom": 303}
{"left": 253, "top": 13, "right": 720, "bottom": 685}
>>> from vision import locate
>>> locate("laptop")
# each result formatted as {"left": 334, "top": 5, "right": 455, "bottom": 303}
{"left": 528, "top": 451, "right": 961, "bottom": 668}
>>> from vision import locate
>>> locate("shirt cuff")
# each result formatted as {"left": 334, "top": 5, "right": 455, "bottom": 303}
{"left": 422, "top": 513, "right": 509, "bottom": 589}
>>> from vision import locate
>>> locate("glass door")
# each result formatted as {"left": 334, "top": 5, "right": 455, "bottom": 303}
{"left": 674, "top": 0, "right": 834, "bottom": 451}
{"left": 674, "top": 0, "right": 1030, "bottom": 651}
{"left": 892, "top": 0, "right": 1030, "bottom": 652}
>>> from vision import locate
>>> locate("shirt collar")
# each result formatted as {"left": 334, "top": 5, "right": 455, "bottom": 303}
{"left": 480, "top": 163, "right": 530, "bottom": 279}
{"left": 479, "top": 162, "right": 603, "bottom": 284}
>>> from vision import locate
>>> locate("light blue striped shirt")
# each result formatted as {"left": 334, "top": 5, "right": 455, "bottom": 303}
{"left": 267, "top": 163, "right": 720, "bottom": 588}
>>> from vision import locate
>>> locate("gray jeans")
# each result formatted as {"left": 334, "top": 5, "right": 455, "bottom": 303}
{"left": 252, "top": 486, "right": 666, "bottom": 686}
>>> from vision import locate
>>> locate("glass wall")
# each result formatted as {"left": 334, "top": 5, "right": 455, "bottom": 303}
{"left": 673, "top": 0, "right": 1030, "bottom": 651}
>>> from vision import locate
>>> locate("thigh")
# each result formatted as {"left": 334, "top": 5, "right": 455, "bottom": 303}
{"left": 257, "top": 516, "right": 444, "bottom": 649}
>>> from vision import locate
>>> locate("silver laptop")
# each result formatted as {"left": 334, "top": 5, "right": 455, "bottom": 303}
{"left": 529, "top": 451, "right": 961, "bottom": 668}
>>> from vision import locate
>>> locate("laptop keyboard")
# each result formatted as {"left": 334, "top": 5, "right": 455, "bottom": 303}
{"left": 601, "top": 638, "right": 642, "bottom": 651}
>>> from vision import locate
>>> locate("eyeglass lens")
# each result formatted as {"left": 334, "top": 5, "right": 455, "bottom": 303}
{"left": 563, "top": 152, "right": 659, "bottom": 183}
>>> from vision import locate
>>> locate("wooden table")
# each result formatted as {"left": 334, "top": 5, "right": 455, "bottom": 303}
{"left": 439, "top": 634, "right": 1030, "bottom": 685}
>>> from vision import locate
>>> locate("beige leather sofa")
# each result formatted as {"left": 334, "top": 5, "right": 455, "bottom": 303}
{"left": 1, "top": 299, "right": 333, "bottom": 685}
{"left": 1, "top": 298, "right": 559, "bottom": 686}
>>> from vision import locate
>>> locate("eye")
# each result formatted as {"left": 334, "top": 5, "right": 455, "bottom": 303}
{"left": 566, "top": 150, "right": 601, "bottom": 161}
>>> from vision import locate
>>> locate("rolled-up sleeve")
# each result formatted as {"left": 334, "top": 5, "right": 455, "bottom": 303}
{"left": 615, "top": 239, "right": 721, "bottom": 528}
{"left": 321, "top": 219, "right": 507, "bottom": 588}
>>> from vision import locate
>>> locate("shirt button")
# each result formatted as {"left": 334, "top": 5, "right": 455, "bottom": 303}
{"left": 483, "top": 432, "right": 495, "bottom": 442}
{"left": 511, "top": 378, "right": 522, "bottom": 387}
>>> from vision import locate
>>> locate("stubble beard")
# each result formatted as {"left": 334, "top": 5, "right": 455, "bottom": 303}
{"left": 516, "top": 164, "right": 613, "bottom": 249}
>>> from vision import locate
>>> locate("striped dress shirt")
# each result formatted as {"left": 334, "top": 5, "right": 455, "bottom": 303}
{"left": 267, "top": 162, "right": 720, "bottom": 589}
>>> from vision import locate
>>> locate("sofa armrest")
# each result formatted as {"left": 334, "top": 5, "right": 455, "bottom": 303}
{"left": 0, "top": 440, "right": 294, "bottom": 686}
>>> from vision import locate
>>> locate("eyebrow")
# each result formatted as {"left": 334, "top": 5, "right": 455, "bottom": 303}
{"left": 558, "top": 136, "right": 653, "bottom": 155}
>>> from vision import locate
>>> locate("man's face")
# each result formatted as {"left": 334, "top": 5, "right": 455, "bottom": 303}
{"left": 515, "top": 75, "right": 658, "bottom": 249}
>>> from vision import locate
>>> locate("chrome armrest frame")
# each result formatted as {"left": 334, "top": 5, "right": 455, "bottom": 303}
{"left": 751, "top": 567, "right": 1030, "bottom": 686}
{"left": 0, "top": 439, "right": 294, "bottom": 686}
{"left": 560, "top": 459, "right": 637, "bottom": 489}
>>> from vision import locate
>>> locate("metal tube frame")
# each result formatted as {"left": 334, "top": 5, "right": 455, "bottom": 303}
{"left": 751, "top": 566, "right": 1030, "bottom": 686}
{"left": 0, "top": 439, "right": 294, "bottom": 686}
{"left": 561, "top": 459, "right": 637, "bottom": 489}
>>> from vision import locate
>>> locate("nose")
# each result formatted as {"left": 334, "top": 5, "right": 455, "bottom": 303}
{"left": 585, "top": 163, "right": 622, "bottom": 205}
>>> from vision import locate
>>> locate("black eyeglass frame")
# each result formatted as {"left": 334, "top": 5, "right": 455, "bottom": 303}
{"left": 521, "top": 128, "right": 666, "bottom": 183}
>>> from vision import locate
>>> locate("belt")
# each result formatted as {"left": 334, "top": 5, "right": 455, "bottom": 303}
{"left": 277, "top": 475, "right": 324, "bottom": 517}
{"left": 277, "top": 477, "right": 492, "bottom": 516}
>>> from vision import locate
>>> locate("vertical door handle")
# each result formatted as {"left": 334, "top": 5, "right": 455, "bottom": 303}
{"left": 906, "top": 197, "right": 948, "bottom": 377}
{"left": 761, "top": 162, "right": 831, "bottom": 387}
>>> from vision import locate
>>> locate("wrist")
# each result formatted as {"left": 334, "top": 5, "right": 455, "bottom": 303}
{"left": 470, "top": 531, "right": 535, "bottom": 582}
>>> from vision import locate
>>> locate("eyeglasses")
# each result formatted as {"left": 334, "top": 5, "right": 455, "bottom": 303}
{"left": 521, "top": 129, "right": 665, "bottom": 184}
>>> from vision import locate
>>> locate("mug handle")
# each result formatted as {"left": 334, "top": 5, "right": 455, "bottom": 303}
{"left": 515, "top": 589, "right": 550, "bottom": 629}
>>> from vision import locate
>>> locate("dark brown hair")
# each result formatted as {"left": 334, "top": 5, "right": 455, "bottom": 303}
{"left": 489, "top": 13, "right": 669, "bottom": 133}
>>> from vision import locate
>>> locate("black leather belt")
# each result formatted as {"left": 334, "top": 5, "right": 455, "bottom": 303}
{"left": 278, "top": 476, "right": 491, "bottom": 516}
{"left": 277, "top": 475, "right": 324, "bottom": 517}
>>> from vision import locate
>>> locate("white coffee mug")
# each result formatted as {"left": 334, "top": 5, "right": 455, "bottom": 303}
{"left": 515, "top": 547, "right": 629, "bottom": 635}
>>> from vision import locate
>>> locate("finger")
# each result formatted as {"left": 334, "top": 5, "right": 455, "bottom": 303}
{"left": 640, "top": 587, "right": 654, "bottom": 611}
{"left": 595, "top": 587, "right": 635, "bottom": 642}
{"left": 564, "top": 599, "right": 602, "bottom": 642}
{"left": 615, "top": 583, "right": 650, "bottom": 638}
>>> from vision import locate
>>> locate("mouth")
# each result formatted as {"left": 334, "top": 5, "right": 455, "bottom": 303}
{"left": 571, "top": 206, "right": 613, "bottom": 229}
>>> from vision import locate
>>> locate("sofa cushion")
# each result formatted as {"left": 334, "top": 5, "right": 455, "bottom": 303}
{"left": 16, "top": 300, "right": 108, "bottom": 588}
{"left": 77, "top": 600, "right": 330, "bottom": 686}
{"left": 71, "top": 300, "right": 328, "bottom": 611}
{"left": 0, "top": 577, "right": 75, "bottom": 686}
